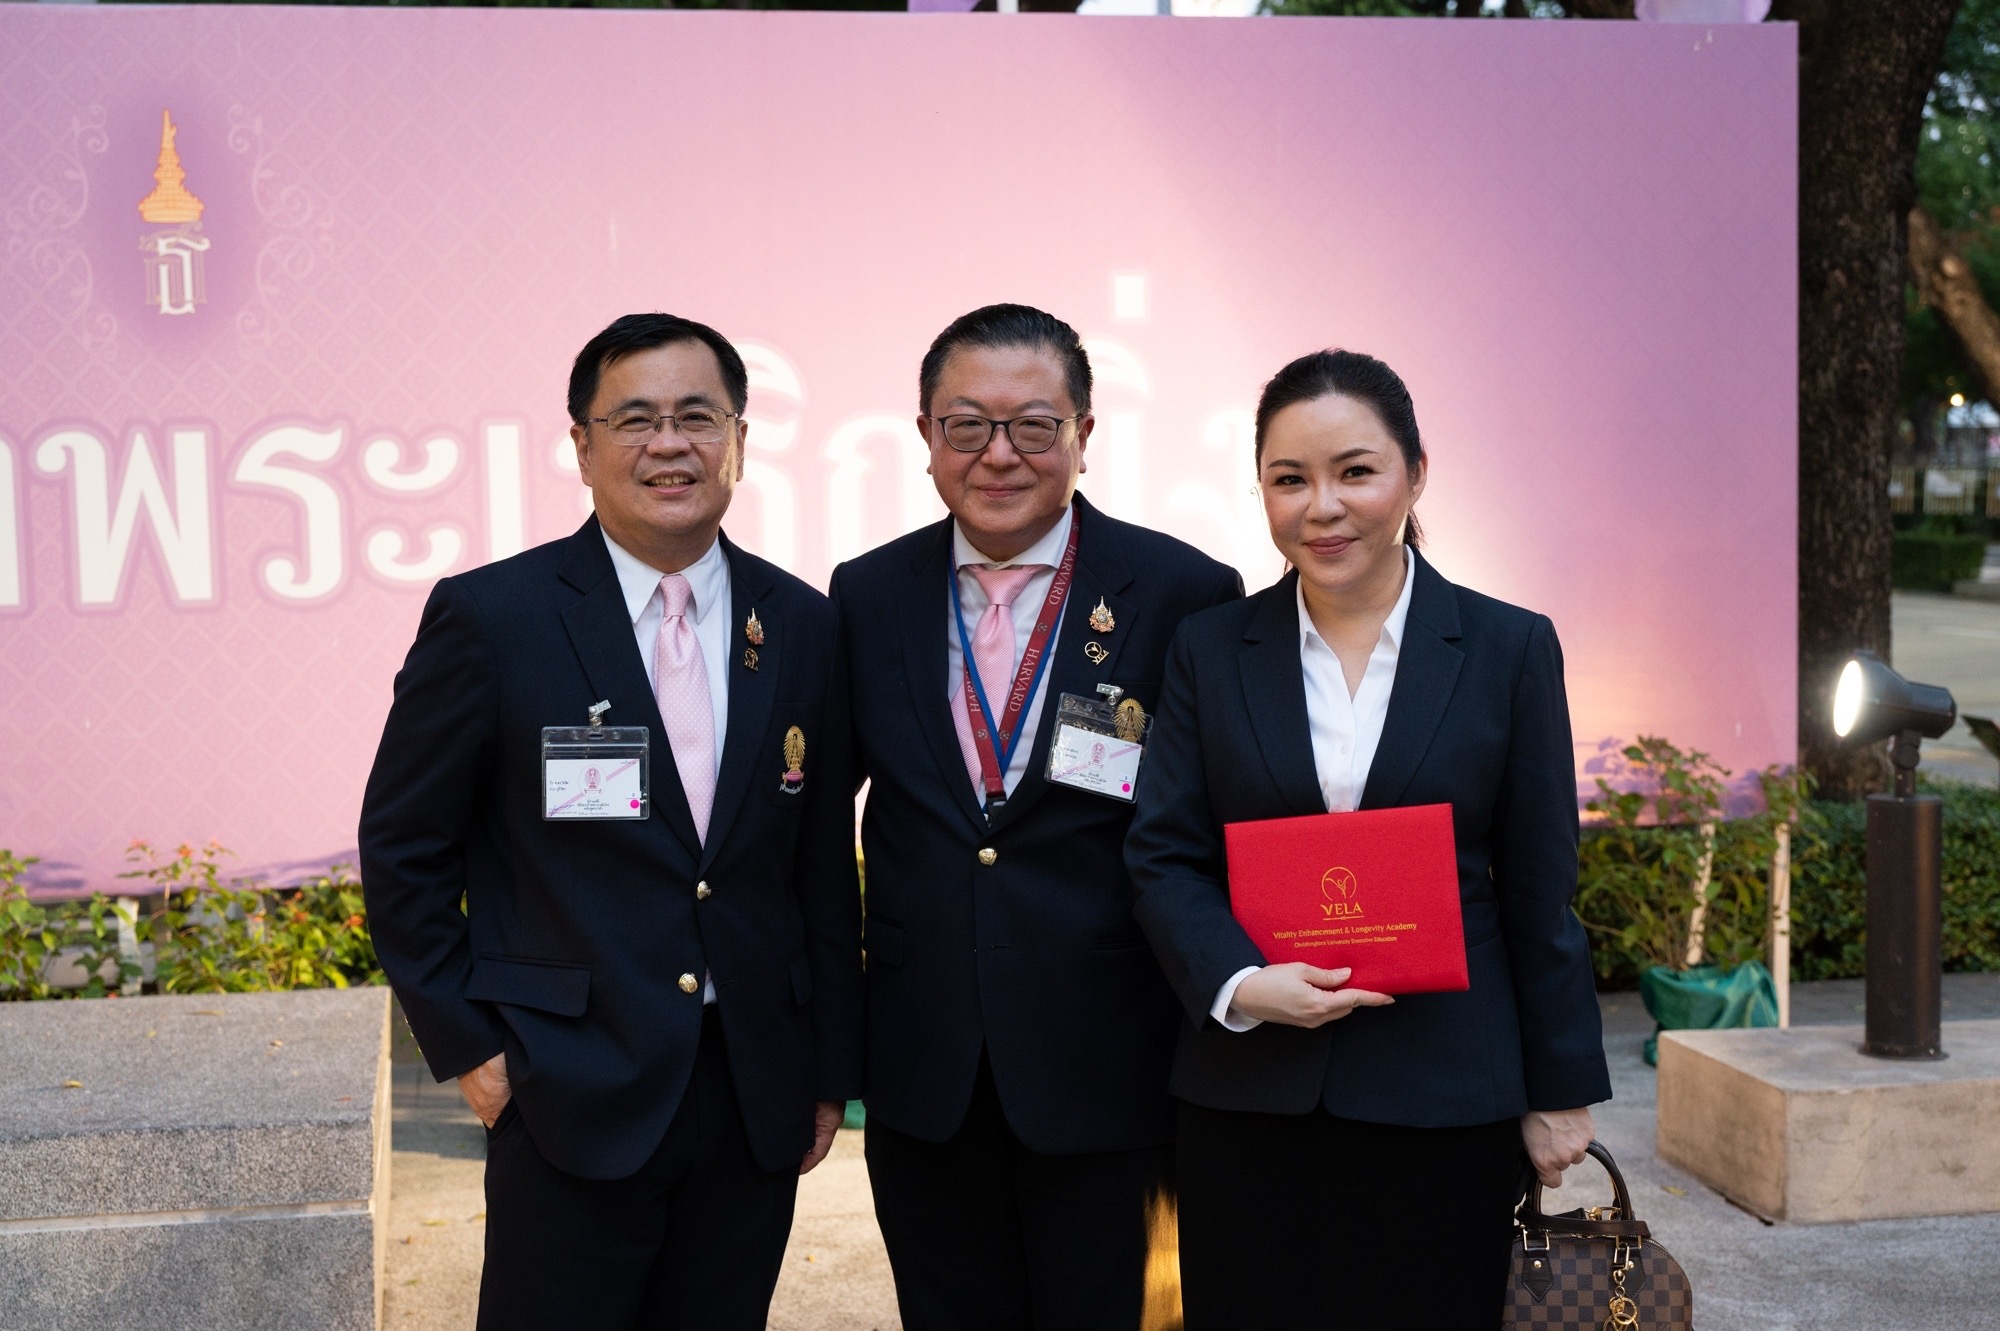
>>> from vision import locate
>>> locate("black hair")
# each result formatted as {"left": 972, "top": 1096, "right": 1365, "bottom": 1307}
{"left": 917, "top": 304, "right": 1093, "bottom": 416}
{"left": 1253, "top": 348, "right": 1426, "bottom": 546}
{"left": 566, "top": 313, "right": 749, "bottom": 424}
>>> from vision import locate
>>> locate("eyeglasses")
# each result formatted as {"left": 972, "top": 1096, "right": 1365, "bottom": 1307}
{"left": 584, "top": 407, "right": 740, "bottom": 446}
{"left": 928, "top": 413, "right": 1081, "bottom": 455}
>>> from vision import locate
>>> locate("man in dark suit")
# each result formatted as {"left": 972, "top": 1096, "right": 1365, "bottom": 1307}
{"left": 360, "top": 313, "right": 863, "bottom": 1331}
{"left": 830, "top": 304, "right": 1244, "bottom": 1331}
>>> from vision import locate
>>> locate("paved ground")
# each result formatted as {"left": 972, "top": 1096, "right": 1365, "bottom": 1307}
{"left": 1893, "top": 585, "right": 2000, "bottom": 788}
{"left": 367, "top": 581, "right": 2000, "bottom": 1327}
{"left": 383, "top": 974, "right": 2000, "bottom": 1330}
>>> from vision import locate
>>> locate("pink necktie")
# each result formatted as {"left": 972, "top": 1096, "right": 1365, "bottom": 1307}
{"left": 654, "top": 574, "right": 715, "bottom": 842}
{"left": 951, "top": 564, "right": 1044, "bottom": 796}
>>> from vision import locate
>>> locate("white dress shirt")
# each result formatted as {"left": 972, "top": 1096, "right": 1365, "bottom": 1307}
{"left": 1212, "top": 548, "right": 1416, "bottom": 1031}
{"left": 604, "top": 529, "right": 731, "bottom": 1005}
{"left": 946, "top": 505, "right": 1074, "bottom": 800}
{"left": 603, "top": 530, "right": 731, "bottom": 778}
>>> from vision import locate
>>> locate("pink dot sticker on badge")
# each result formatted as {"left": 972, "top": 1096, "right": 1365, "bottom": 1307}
{"left": 630, "top": 799, "right": 641, "bottom": 809}
{"left": 1121, "top": 782, "right": 1132, "bottom": 793}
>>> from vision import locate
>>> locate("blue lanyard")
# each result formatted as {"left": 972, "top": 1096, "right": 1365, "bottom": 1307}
{"left": 950, "top": 558, "right": 1065, "bottom": 778}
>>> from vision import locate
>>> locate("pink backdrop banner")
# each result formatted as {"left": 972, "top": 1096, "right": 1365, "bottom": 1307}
{"left": 0, "top": 9, "right": 1796, "bottom": 893}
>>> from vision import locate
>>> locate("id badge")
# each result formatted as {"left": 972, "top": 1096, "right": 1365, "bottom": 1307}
{"left": 1044, "top": 688, "right": 1150, "bottom": 803}
{"left": 543, "top": 703, "right": 649, "bottom": 820}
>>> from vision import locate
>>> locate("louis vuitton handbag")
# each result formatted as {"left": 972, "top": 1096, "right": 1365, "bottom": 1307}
{"left": 1503, "top": 1141, "right": 1693, "bottom": 1330}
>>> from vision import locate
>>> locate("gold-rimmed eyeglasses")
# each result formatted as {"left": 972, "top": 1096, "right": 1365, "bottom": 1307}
{"left": 584, "top": 406, "right": 740, "bottom": 446}
{"left": 927, "top": 413, "right": 1081, "bottom": 455}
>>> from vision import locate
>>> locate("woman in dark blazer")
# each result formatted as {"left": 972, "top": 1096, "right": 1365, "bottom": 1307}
{"left": 1124, "top": 350, "right": 1612, "bottom": 1329}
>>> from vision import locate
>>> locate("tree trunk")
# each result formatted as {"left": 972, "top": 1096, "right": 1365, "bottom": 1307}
{"left": 1908, "top": 203, "right": 2000, "bottom": 395}
{"left": 1776, "top": 0, "right": 1958, "bottom": 799}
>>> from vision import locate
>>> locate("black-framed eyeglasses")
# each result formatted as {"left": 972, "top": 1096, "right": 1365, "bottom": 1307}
{"left": 584, "top": 407, "right": 740, "bottom": 446}
{"left": 927, "top": 413, "right": 1081, "bottom": 455}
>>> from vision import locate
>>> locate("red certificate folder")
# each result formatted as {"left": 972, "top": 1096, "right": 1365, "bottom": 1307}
{"left": 1224, "top": 803, "right": 1469, "bottom": 995}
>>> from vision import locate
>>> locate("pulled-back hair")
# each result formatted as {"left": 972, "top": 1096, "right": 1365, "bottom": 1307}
{"left": 1254, "top": 349, "right": 1425, "bottom": 546}
{"left": 567, "top": 313, "right": 748, "bottom": 424}
{"left": 918, "top": 304, "right": 1093, "bottom": 416}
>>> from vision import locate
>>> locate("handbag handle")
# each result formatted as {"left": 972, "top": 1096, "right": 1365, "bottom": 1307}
{"left": 1517, "top": 1140, "right": 1651, "bottom": 1240}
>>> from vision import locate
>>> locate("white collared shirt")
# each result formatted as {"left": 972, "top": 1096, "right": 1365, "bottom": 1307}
{"left": 1212, "top": 547, "right": 1416, "bottom": 1031}
{"left": 604, "top": 529, "right": 729, "bottom": 1005}
{"left": 946, "top": 504, "right": 1074, "bottom": 800}
{"left": 602, "top": 529, "right": 731, "bottom": 781}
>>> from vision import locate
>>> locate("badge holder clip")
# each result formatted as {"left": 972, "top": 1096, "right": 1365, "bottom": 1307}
{"left": 1043, "top": 684, "right": 1150, "bottom": 803}
{"left": 542, "top": 700, "right": 651, "bottom": 820}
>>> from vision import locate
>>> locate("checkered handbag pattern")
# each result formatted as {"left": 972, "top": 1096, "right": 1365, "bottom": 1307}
{"left": 1503, "top": 1234, "right": 1692, "bottom": 1329}
{"left": 1503, "top": 1141, "right": 1693, "bottom": 1330}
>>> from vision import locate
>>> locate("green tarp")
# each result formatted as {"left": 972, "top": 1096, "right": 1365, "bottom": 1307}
{"left": 1639, "top": 961, "right": 1778, "bottom": 1065}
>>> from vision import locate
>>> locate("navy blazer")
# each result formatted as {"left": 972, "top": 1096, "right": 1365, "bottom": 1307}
{"left": 831, "top": 496, "right": 1243, "bottom": 1154}
{"left": 359, "top": 518, "right": 864, "bottom": 1180}
{"left": 1124, "top": 554, "right": 1611, "bottom": 1125}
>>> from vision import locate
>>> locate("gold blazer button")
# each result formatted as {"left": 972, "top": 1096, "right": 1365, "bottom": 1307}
{"left": 678, "top": 973, "right": 699, "bottom": 994}
{"left": 977, "top": 848, "right": 998, "bottom": 866}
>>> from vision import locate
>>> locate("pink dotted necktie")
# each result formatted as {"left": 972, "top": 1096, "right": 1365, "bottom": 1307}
{"left": 653, "top": 573, "right": 715, "bottom": 843}
{"left": 951, "top": 564, "right": 1044, "bottom": 795}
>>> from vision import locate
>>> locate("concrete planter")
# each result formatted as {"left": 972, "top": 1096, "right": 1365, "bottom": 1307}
{"left": 0, "top": 988, "right": 392, "bottom": 1330}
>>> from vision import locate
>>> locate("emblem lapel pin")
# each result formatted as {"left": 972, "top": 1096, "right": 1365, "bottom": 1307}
{"left": 780, "top": 725, "right": 806, "bottom": 794}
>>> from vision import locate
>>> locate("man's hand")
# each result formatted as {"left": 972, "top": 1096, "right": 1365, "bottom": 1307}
{"left": 1230, "top": 964, "right": 1395, "bottom": 1029}
{"left": 1521, "top": 1107, "right": 1595, "bottom": 1189}
{"left": 800, "top": 1100, "right": 846, "bottom": 1175}
{"left": 458, "top": 1052, "right": 512, "bottom": 1127}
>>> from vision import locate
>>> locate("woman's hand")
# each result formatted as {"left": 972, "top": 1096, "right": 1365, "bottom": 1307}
{"left": 1520, "top": 1107, "right": 1595, "bottom": 1189}
{"left": 1230, "top": 964, "right": 1395, "bottom": 1029}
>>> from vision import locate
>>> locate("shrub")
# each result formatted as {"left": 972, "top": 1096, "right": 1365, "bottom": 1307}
{"left": 123, "top": 841, "right": 382, "bottom": 993}
{"left": 1574, "top": 738, "right": 1803, "bottom": 988}
{"left": 1790, "top": 779, "right": 2000, "bottom": 979}
{"left": 1576, "top": 741, "right": 2000, "bottom": 987}
{"left": 1892, "top": 527, "right": 1987, "bottom": 590}
{"left": 1, "top": 851, "right": 139, "bottom": 1000}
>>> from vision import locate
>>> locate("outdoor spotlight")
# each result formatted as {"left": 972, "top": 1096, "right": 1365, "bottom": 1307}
{"left": 1831, "top": 651, "right": 1958, "bottom": 1060}
{"left": 1832, "top": 651, "right": 1957, "bottom": 797}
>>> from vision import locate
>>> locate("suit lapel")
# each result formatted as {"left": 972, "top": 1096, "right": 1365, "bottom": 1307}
{"left": 556, "top": 518, "right": 703, "bottom": 860}
{"left": 1238, "top": 571, "right": 1327, "bottom": 817}
{"left": 899, "top": 519, "right": 990, "bottom": 833}
{"left": 1358, "top": 551, "right": 1464, "bottom": 810}
{"left": 700, "top": 534, "right": 779, "bottom": 871}
{"left": 986, "top": 498, "right": 1132, "bottom": 834}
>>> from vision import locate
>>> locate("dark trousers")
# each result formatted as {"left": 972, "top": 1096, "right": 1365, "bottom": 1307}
{"left": 1176, "top": 1101, "right": 1523, "bottom": 1331}
{"left": 865, "top": 1053, "right": 1170, "bottom": 1331}
{"left": 476, "top": 1009, "right": 799, "bottom": 1331}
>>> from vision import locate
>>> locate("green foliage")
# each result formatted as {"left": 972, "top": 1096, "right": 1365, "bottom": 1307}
{"left": 1574, "top": 738, "right": 1805, "bottom": 986}
{"left": 1578, "top": 738, "right": 2000, "bottom": 987}
{"left": 123, "top": 842, "right": 382, "bottom": 994}
{"left": 1892, "top": 525, "right": 1990, "bottom": 589}
{"left": 1906, "top": 0, "right": 2000, "bottom": 409}
{"left": 1789, "top": 779, "right": 2000, "bottom": 980}
{"left": 0, "top": 851, "right": 60, "bottom": 1000}
{"left": 1, "top": 852, "right": 141, "bottom": 1000}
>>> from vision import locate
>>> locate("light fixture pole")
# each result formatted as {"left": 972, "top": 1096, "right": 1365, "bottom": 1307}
{"left": 1832, "top": 652, "right": 1956, "bottom": 1059}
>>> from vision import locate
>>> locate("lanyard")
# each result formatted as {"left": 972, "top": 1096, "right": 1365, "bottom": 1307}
{"left": 951, "top": 518, "right": 1079, "bottom": 812}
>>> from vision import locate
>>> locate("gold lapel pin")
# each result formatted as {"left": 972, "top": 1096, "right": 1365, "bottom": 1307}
{"left": 780, "top": 726, "right": 805, "bottom": 794}
{"left": 745, "top": 608, "right": 765, "bottom": 646}
{"left": 743, "top": 647, "right": 759, "bottom": 672}
{"left": 1084, "top": 641, "right": 1109, "bottom": 665}
{"left": 1088, "top": 597, "right": 1115, "bottom": 633}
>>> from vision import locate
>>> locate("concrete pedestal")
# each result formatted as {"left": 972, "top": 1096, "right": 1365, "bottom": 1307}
{"left": 1657, "top": 1019, "right": 2000, "bottom": 1223}
{"left": 0, "top": 988, "right": 393, "bottom": 1330}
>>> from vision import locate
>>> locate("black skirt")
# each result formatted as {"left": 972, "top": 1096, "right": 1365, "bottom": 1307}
{"left": 1176, "top": 1100, "right": 1525, "bottom": 1331}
